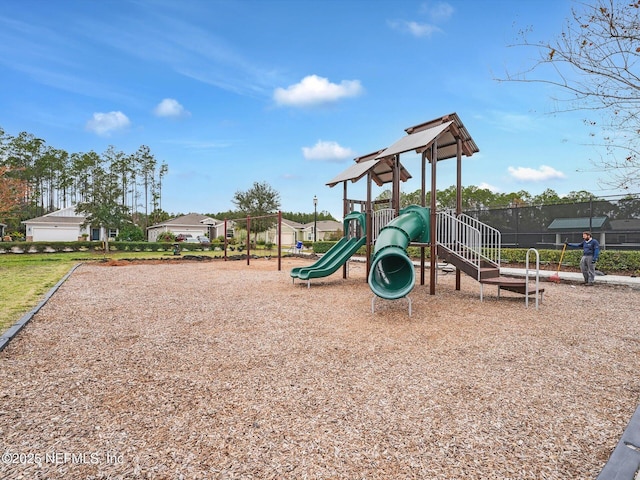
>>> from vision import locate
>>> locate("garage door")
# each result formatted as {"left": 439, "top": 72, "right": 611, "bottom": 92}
{"left": 32, "top": 227, "right": 79, "bottom": 242}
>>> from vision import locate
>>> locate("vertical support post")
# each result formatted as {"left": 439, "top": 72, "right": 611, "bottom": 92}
{"left": 393, "top": 155, "right": 400, "bottom": 216}
{"left": 366, "top": 170, "right": 373, "bottom": 281}
{"left": 430, "top": 141, "right": 437, "bottom": 295}
{"left": 456, "top": 136, "right": 462, "bottom": 291}
{"left": 420, "top": 150, "right": 427, "bottom": 286}
{"left": 246, "top": 216, "right": 251, "bottom": 266}
{"left": 343, "top": 181, "right": 349, "bottom": 279}
{"left": 277, "top": 210, "right": 282, "bottom": 271}
{"left": 224, "top": 219, "right": 228, "bottom": 262}
{"left": 313, "top": 195, "right": 318, "bottom": 243}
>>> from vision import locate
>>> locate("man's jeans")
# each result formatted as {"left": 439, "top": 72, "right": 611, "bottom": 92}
{"left": 580, "top": 255, "right": 595, "bottom": 284}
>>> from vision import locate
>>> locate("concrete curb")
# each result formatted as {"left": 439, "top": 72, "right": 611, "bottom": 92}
{"left": 596, "top": 405, "right": 640, "bottom": 479}
{"left": 0, "top": 263, "right": 82, "bottom": 352}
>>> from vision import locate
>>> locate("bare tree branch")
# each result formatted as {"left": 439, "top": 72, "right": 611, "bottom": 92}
{"left": 498, "top": 0, "right": 640, "bottom": 190}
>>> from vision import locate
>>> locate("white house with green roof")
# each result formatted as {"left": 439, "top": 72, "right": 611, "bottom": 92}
{"left": 547, "top": 216, "right": 610, "bottom": 247}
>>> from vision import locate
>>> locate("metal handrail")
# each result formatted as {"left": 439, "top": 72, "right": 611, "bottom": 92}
{"left": 525, "top": 248, "right": 541, "bottom": 310}
{"left": 436, "top": 211, "right": 501, "bottom": 281}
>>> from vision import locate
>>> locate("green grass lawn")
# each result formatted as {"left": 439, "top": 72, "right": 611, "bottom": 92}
{"left": 0, "top": 248, "right": 279, "bottom": 334}
{"left": 0, "top": 254, "right": 79, "bottom": 333}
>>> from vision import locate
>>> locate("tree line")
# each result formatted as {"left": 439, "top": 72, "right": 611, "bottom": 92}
{"left": 0, "top": 126, "right": 168, "bottom": 236}
{"left": 376, "top": 185, "right": 604, "bottom": 211}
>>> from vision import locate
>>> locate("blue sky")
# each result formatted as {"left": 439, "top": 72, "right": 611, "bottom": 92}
{"left": 0, "top": 0, "right": 619, "bottom": 220}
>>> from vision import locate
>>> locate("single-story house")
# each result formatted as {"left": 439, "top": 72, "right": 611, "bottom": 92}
{"left": 607, "top": 219, "right": 640, "bottom": 248}
{"left": 259, "top": 218, "right": 342, "bottom": 246}
{"left": 280, "top": 219, "right": 302, "bottom": 245}
{"left": 229, "top": 218, "right": 302, "bottom": 247}
{"left": 302, "top": 219, "right": 343, "bottom": 242}
{"left": 147, "top": 213, "right": 223, "bottom": 242}
{"left": 22, "top": 206, "right": 115, "bottom": 242}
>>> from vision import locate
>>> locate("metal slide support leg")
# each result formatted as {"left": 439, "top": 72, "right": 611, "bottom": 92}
{"left": 480, "top": 283, "right": 484, "bottom": 302}
{"left": 371, "top": 295, "right": 412, "bottom": 317}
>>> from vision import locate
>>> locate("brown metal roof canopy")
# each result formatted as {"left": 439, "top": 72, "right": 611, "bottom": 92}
{"left": 326, "top": 150, "right": 411, "bottom": 188}
{"left": 376, "top": 113, "right": 478, "bottom": 162}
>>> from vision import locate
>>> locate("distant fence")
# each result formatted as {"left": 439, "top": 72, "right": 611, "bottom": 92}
{"left": 463, "top": 193, "right": 640, "bottom": 250}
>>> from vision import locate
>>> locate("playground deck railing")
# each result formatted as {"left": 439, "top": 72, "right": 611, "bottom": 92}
{"left": 436, "top": 211, "right": 501, "bottom": 280}
{"left": 372, "top": 208, "right": 396, "bottom": 242}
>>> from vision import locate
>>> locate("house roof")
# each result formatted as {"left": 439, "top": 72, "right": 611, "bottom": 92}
{"left": 148, "top": 213, "right": 219, "bottom": 230}
{"left": 303, "top": 220, "right": 342, "bottom": 232}
{"left": 547, "top": 216, "right": 609, "bottom": 231}
{"left": 281, "top": 218, "right": 305, "bottom": 229}
{"left": 609, "top": 219, "right": 640, "bottom": 231}
{"left": 23, "top": 206, "right": 85, "bottom": 225}
{"left": 23, "top": 216, "right": 85, "bottom": 225}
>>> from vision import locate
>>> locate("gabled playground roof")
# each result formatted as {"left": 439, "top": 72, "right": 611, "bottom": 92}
{"left": 326, "top": 113, "right": 478, "bottom": 189}
{"left": 326, "top": 150, "right": 411, "bottom": 187}
{"left": 377, "top": 112, "right": 479, "bottom": 161}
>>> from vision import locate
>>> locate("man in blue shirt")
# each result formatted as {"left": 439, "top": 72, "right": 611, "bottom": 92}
{"left": 566, "top": 231, "right": 600, "bottom": 286}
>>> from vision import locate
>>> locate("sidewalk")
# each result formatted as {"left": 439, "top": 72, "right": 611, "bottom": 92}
{"left": 349, "top": 255, "right": 640, "bottom": 289}
{"left": 499, "top": 266, "right": 640, "bottom": 289}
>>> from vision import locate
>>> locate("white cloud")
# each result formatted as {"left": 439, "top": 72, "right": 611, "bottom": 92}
{"left": 274, "top": 75, "right": 363, "bottom": 107}
{"left": 508, "top": 165, "right": 566, "bottom": 182}
{"left": 153, "top": 98, "right": 190, "bottom": 118}
{"left": 478, "top": 182, "right": 500, "bottom": 192}
{"left": 420, "top": 2, "right": 455, "bottom": 21}
{"left": 85, "top": 111, "right": 130, "bottom": 136}
{"left": 389, "top": 2, "right": 453, "bottom": 38}
{"left": 302, "top": 140, "right": 356, "bottom": 162}
{"left": 389, "top": 20, "right": 441, "bottom": 38}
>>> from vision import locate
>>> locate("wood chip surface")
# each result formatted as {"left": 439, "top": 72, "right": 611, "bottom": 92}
{"left": 1, "top": 257, "right": 639, "bottom": 479}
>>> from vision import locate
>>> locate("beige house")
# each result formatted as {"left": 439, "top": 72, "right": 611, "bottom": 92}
{"left": 147, "top": 213, "right": 224, "bottom": 242}
{"left": 302, "top": 220, "right": 343, "bottom": 242}
{"left": 259, "top": 218, "right": 342, "bottom": 246}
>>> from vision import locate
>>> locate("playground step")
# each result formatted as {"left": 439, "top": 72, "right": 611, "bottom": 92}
{"left": 480, "top": 276, "right": 545, "bottom": 296}
{"left": 437, "top": 245, "right": 500, "bottom": 281}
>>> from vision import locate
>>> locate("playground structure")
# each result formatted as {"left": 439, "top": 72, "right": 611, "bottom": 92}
{"left": 293, "top": 112, "right": 544, "bottom": 307}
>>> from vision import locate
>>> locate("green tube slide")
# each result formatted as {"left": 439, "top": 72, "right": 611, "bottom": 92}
{"left": 290, "top": 211, "right": 366, "bottom": 283}
{"left": 368, "top": 205, "right": 430, "bottom": 300}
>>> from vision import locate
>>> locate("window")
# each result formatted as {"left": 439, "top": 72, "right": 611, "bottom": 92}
{"left": 108, "top": 229, "right": 118, "bottom": 238}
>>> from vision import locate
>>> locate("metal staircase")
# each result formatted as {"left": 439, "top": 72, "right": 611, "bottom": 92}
{"left": 435, "top": 211, "right": 501, "bottom": 282}
{"left": 436, "top": 211, "right": 543, "bottom": 304}
{"left": 370, "top": 209, "right": 542, "bottom": 303}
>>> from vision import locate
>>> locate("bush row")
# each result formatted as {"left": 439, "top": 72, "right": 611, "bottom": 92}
{"left": 314, "top": 242, "right": 640, "bottom": 274}
{"left": 0, "top": 240, "right": 277, "bottom": 254}
{"left": 3, "top": 240, "right": 638, "bottom": 274}
{"left": 0, "top": 241, "right": 208, "bottom": 253}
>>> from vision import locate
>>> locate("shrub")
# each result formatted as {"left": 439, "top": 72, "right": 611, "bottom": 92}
{"left": 116, "top": 225, "right": 145, "bottom": 241}
{"left": 156, "top": 232, "right": 176, "bottom": 243}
